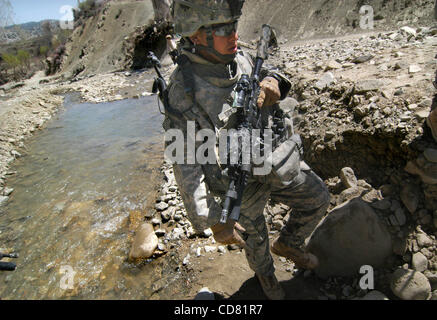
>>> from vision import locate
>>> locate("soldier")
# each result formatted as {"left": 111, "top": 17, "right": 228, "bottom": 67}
{"left": 163, "top": 0, "right": 330, "bottom": 299}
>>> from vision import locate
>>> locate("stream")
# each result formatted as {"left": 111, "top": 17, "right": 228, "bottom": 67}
{"left": 0, "top": 93, "right": 188, "bottom": 299}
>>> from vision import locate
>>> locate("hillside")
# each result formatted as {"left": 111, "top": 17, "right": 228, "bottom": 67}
{"left": 57, "top": 0, "right": 437, "bottom": 79}
{"left": 239, "top": 0, "right": 436, "bottom": 42}
{"left": 0, "top": 20, "right": 61, "bottom": 44}
{"left": 60, "top": 0, "right": 156, "bottom": 78}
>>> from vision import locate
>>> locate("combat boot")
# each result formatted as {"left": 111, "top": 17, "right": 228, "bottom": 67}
{"left": 271, "top": 237, "right": 319, "bottom": 270}
{"left": 256, "top": 273, "right": 285, "bottom": 300}
{"left": 426, "top": 108, "right": 437, "bottom": 142}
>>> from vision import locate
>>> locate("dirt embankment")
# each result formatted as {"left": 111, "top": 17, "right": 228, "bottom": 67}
{"left": 55, "top": 0, "right": 437, "bottom": 80}
{"left": 60, "top": 0, "right": 156, "bottom": 78}
{"left": 239, "top": 0, "right": 436, "bottom": 42}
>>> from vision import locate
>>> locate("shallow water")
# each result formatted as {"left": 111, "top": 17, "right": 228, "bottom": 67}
{"left": 0, "top": 94, "right": 186, "bottom": 299}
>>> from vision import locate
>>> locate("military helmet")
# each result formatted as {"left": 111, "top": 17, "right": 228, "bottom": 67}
{"left": 172, "top": 0, "right": 245, "bottom": 36}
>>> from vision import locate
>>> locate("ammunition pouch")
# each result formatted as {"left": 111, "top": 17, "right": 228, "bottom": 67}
{"left": 269, "top": 134, "right": 303, "bottom": 185}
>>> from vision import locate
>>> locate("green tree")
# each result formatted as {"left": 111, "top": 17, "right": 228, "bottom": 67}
{"left": 17, "top": 49, "right": 30, "bottom": 70}
{"left": 2, "top": 53, "right": 19, "bottom": 76}
{"left": 39, "top": 45, "right": 49, "bottom": 57}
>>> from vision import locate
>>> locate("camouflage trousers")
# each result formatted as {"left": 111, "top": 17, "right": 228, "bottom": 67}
{"left": 237, "top": 164, "right": 330, "bottom": 276}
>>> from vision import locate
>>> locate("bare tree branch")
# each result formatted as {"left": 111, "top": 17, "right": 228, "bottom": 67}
{"left": 0, "top": 0, "right": 15, "bottom": 42}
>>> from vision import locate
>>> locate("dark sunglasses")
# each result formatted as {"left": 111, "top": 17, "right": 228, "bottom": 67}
{"left": 211, "top": 21, "right": 238, "bottom": 37}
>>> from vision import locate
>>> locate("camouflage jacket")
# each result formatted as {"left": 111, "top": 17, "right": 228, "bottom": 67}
{"left": 164, "top": 49, "right": 293, "bottom": 231}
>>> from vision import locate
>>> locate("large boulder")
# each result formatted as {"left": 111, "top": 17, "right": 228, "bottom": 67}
{"left": 307, "top": 198, "right": 393, "bottom": 278}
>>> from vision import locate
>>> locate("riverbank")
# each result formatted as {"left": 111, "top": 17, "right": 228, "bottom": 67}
{"left": 0, "top": 61, "right": 176, "bottom": 205}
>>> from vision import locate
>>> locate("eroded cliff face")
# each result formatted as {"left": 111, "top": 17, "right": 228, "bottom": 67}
{"left": 238, "top": 0, "right": 436, "bottom": 42}
{"left": 61, "top": 0, "right": 436, "bottom": 78}
{"left": 60, "top": 0, "right": 156, "bottom": 78}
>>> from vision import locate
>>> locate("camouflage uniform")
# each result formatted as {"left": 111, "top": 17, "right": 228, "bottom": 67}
{"left": 164, "top": 48, "right": 330, "bottom": 277}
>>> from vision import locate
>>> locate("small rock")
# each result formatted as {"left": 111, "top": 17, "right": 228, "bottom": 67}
{"left": 315, "top": 72, "right": 335, "bottom": 90}
{"left": 400, "top": 26, "right": 417, "bottom": 37}
{"left": 272, "top": 219, "right": 284, "bottom": 230}
{"left": 394, "top": 208, "right": 407, "bottom": 226}
{"left": 10, "top": 150, "right": 21, "bottom": 158}
{"left": 280, "top": 97, "right": 299, "bottom": 115}
{"left": 409, "top": 65, "right": 422, "bottom": 74}
{"left": 3, "top": 187, "right": 13, "bottom": 196}
{"left": 355, "top": 79, "right": 385, "bottom": 93}
{"left": 390, "top": 268, "right": 431, "bottom": 300}
{"left": 352, "top": 55, "right": 374, "bottom": 64}
{"left": 154, "top": 229, "right": 166, "bottom": 237}
{"left": 151, "top": 218, "right": 161, "bottom": 226}
{"left": 423, "top": 149, "right": 437, "bottom": 163}
{"left": 380, "top": 184, "right": 395, "bottom": 197}
{"left": 394, "top": 88, "right": 404, "bottom": 96}
{"left": 416, "top": 233, "right": 433, "bottom": 248}
{"left": 204, "top": 245, "right": 217, "bottom": 253}
{"left": 340, "top": 167, "right": 358, "bottom": 188}
{"left": 194, "top": 287, "right": 215, "bottom": 300}
{"left": 161, "top": 209, "right": 173, "bottom": 221}
{"left": 414, "top": 108, "right": 430, "bottom": 119}
{"left": 420, "top": 248, "right": 433, "bottom": 259}
{"left": 196, "top": 247, "right": 202, "bottom": 257}
{"left": 342, "top": 285, "right": 353, "bottom": 297}
{"left": 203, "top": 228, "right": 213, "bottom": 237}
{"left": 0, "top": 196, "right": 9, "bottom": 206}
{"left": 418, "top": 99, "right": 433, "bottom": 109}
{"left": 155, "top": 202, "right": 169, "bottom": 211}
{"left": 412, "top": 252, "right": 428, "bottom": 272}
{"left": 170, "top": 227, "right": 184, "bottom": 240}
{"left": 338, "top": 186, "right": 363, "bottom": 204}
{"left": 183, "top": 254, "right": 190, "bottom": 265}
{"left": 227, "top": 244, "right": 240, "bottom": 251}
{"left": 389, "top": 214, "right": 399, "bottom": 226}
{"left": 361, "top": 290, "right": 389, "bottom": 300}
{"left": 371, "top": 199, "right": 391, "bottom": 210}
{"left": 325, "top": 60, "right": 342, "bottom": 70}
{"left": 424, "top": 271, "right": 437, "bottom": 288}
{"left": 217, "top": 246, "right": 226, "bottom": 253}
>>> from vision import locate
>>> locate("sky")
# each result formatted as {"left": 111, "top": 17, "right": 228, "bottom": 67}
{"left": 10, "top": 0, "right": 80, "bottom": 25}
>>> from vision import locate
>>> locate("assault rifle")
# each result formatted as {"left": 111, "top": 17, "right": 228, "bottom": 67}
{"left": 0, "top": 252, "right": 18, "bottom": 271}
{"left": 219, "top": 24, "right": 274, "bottom": 224}
{"left": 147, "top": 36, "right": 181, "bottom": 117}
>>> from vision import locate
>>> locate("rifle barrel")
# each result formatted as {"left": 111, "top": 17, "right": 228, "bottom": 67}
{"left": 0, "top": 261, "right": 16, "bottom": 271}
